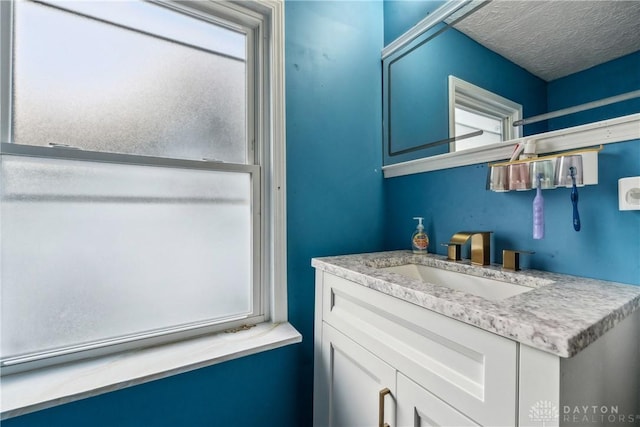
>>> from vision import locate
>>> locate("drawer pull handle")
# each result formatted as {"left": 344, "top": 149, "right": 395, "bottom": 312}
{"left": 378, "top": 387, "right": 391, "bottom": 427}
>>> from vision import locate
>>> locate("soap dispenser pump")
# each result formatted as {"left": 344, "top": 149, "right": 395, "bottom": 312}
{"left": 411, "top": 217, "right": 429, "bottom": 254}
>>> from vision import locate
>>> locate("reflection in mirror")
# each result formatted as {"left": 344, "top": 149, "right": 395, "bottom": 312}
{"left": 382, "top": 0, "right": 640, "bottom": 167}
{"left": 448, "top": 76, "right": 521, "bottom": 152}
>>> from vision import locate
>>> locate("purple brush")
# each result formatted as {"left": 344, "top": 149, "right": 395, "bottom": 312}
{"left": 533, "top": 173, "right": 544, "bottom": 239}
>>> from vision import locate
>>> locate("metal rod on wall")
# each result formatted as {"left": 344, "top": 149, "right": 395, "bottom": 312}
{"left": 513, "top": 89, "right": 640, "bottom": 127}
{"left": 391, "top": 129, "right": 483, "bottom": 157}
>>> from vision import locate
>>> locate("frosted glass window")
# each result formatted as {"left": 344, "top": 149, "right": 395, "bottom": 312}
{"left": 454, "top": 107, "right": 503, "bottom": 151}
{"left": 12, "top": 1, "right": 247, "bottom": 163}
{"left": 43, "top": 0, "right": 246, "bottom": 60}
{"left": 1, "top": 155, "right": 253, "bottom": 359}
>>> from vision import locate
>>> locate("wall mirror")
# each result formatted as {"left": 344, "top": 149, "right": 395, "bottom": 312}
{"left": 382, "top": 0, "right": 640, "bottom": 169}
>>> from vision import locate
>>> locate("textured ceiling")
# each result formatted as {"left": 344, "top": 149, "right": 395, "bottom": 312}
{"left": 452, "top": 1, "right": 640, "bottom": 82}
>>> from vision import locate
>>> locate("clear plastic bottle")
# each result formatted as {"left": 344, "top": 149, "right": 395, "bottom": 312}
{"left": 411, "top": 217, "right": 429, "bottom": 254}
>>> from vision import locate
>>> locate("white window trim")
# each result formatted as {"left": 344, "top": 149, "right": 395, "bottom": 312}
{"left": 448, "top": 75, "right": 522, "bottom": 152}
{"left": 0, "top": 0, "right": 299, "bottom": 419}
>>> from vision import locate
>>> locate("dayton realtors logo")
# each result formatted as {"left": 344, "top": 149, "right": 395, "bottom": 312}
{"left": 563, "top": 405, "right": 639, "bottom": 424}
{"left": 530, "top": 402, "right": 640, "bottom": 425}
{"left": 529, "top": 401, "right": 559, "bottom": 426}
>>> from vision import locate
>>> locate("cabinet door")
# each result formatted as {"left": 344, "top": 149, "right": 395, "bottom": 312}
{"left": 397, "top": 373, "right": 480, "bottom": 427}
{"left": 315, "top": 323, "right": 396, "bottom": 427}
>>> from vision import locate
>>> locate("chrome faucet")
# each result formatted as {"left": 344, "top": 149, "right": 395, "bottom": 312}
{"left": 444, "top": 231, "right": 492, "bottom": 266}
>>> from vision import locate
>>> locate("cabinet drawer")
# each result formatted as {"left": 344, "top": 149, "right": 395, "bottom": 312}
{"left": 322, "top": 273, "right": 517, "bottom": 427}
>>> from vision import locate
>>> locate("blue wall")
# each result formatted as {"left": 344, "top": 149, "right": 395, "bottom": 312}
{"left": 286, "top": 1, "right": 385, "bottom": 425}
{"left": 547, "top": 51, "right": 640, "bottom": 130}
{"left": 384, "top": 138, "right": 640, "bottom": 285}
{"left": 5, "top": 1, "right": 385, "bottom": 426}
{"left": 383, "top": 0, "right": 444, "bottom": 45}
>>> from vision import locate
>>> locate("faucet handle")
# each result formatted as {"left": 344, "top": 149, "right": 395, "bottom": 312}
{"left": 503, "top": 250, "right": 534, "bottom": 271}
{"left": 441, "top": 242, "right": 462, "bottom": 261}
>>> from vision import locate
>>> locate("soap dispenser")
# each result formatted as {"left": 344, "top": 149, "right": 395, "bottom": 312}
{"left": 411, "top": 217, "right": 429, "bottom": 254}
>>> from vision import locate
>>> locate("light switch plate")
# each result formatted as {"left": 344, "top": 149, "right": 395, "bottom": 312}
{"left": 619, "top": 177, "right": 640, "bottom": 210}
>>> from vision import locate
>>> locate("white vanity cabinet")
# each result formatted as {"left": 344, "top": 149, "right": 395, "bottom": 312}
{"left": 313, "top": 270, "right": 518, "bottom": 427}
{"left": 313, "top": 268, "right": 640, "bottom": 427}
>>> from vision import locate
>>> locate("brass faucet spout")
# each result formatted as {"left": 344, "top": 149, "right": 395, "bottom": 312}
{"left": 450, "top": 232, "right": 474, "bottom": 245}
{"left": 447, "top": 231, "right": 492, "bottom": 266}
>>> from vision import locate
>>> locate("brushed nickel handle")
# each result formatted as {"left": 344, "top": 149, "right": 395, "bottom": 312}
{"left": 441, "top": 242, "right": 462, "bottom": 261}
{"left": 379, "top": 387, "right": 391, "bottom": 427}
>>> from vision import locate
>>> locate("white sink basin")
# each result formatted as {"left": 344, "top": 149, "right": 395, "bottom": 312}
{"left": 381, "top": 264, "right": 533, "bottom": 301}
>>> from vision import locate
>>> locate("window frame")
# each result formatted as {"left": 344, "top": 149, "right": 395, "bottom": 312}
{"left": 448, "top": 75, "right": 522, "bottom": 153}
{"left": 0, "top": 0, "right": 291, "bottom": 380}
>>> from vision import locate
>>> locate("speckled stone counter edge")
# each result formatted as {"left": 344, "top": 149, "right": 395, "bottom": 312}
{"left": 312, "top": 250, "right": 640, "bottom": 358}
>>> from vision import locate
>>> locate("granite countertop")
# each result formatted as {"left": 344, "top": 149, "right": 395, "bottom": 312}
{"left": 311, "top": 250, "right": 640, "bottom": 358}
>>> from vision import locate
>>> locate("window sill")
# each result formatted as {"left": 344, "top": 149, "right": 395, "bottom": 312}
{"left": 0, "top": 322, "right": 301, "bottom": 420}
